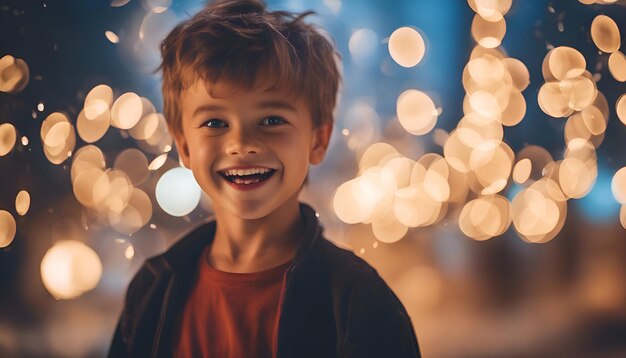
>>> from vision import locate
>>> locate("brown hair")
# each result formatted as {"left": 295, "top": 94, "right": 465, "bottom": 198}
{"left": 158, "top": 0, "right": 342, "bottom": 138}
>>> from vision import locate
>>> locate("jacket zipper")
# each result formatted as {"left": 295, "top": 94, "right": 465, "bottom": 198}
{"left": 274, "top": 270, "right": 290, "bottom": 358}
{"left": 274, "top": 224, "right": 321, "bottom": 358}
{"left": 151, "top": 272, "right": 175, "bottom": 357}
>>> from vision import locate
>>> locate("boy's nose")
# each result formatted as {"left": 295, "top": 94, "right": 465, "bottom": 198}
{"left": 225, "top": 128, "right": 262, "bottom": 156}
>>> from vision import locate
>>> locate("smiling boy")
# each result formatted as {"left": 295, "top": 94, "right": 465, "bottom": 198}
{"left": 109, "top": 0, "right": 420, "bottom": 357}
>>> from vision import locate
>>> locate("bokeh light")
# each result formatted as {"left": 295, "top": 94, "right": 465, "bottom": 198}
{"left": 612, "top": 167, "right": 626, "bottom": 204}
{"left": 471, "top": 14, "right": 506, "bottom": 48}
{"left": 608, "top": 51, "right": 626, "bottom": 82}
{"left": 40, "top": 240, "right": 103, "bottom": 300}
{"left": 590, "top": 14, "right": 620, "bottom": 53}
{"left": 0, "top": 210, "right": 17, "bottom": 248}
{"left": 388, "top": 27, "right": 426, "bottom": 68}
{"left": 105, "top": 31, "right": 120, "bottom": 44}
{"left": 155, "top": 167, "right": 202, "bottom": 217}
{"left": 0, "top": 54, "right": 29, "bottom": 94}
{"left": 0, "top": 123, "right": 17, "bottom": 156}
{"left": 40, "top": 112, "right": 76, "bottom": 165}
{"left": 110, "top": 92, "right": 143, "bottom": 129}
{"left": 617, "top": 94, "right": 626, "bottom": 126}
{"left": 15, "top": 190, "right": 30, "bottom": 216}
{"left": 396, "top": 89, "right": 438, "bottom": 135}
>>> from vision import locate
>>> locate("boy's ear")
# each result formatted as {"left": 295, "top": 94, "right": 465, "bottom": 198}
{"left": 174, "top": 131, "right": 191, "bottom": 169}
{"left": 310, "top": 122, "right": 333, "bottom": 165}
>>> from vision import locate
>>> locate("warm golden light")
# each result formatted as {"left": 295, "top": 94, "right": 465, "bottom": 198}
{"left": 0, "top": 210, "right": 17, "bottom": 248}
{"left": 611, "top": 167, "right": 626, "bottom": 205}
{"left": 40, "top": 112, "right": 76, "bottom": 165}
{"left": 617, "top": 94, "right": 626, "bottom": 126}
{"left": 76, "top": 108, "right": 110, "bottom": 143}
{"left": 547, "top": 46, "right": 586, "bottom": 81}
{"left": 143, "top": 0, "right": 172, "bottom": 13}
{"left": 467, "top": 53, "right": 506, "bottom": 86}
{"left": 105, "top": 30, "right": 120, "bottom": 44}
{"left": 538, "top": 82, "right": 572, "bottom": 118}
{"left": 561, "top": 75, "right": 597, "bottom": 111}
{"left": 513, "top": 158, "right": 532, "bottom": 184}
{"left": 608, "top": 51, "right": 626, "bottom": 82}
{"left": 352, "top": 169, "right": 397, "bottom": 222}
{"left": 110, "top": 92, "right": 143, "bottom": 129}
{"left": 104, "top": 170, "right": 133, "bottom": 214}
{"left": 371, "top": 211, "right": 408, "bottom": 243}
{"left": 469, "top": 141, "right": 514, "bottom": 195}
{"left": 512, "top": 180, "right": 567, "bottom": 243}
{"left": 396, "top": 89, "right": 438, "bottom": 135}
{"left": 388, "top": 27, "right": 426, "bottom": 68}
{"left": 333, "top": 180, "right": 364, "bottom": 224}
{"left": 73, "top": 168, "right": 110, "bottom": 208}
{"left": 444, "top": 130, "right": 474, "bottom": 173}
{"left": 148, "top": 153, "right": 168, "bottom": 171}
{"left": 0, "top": 123, "right": 17, "bottom": 156}
{"left": 558, "top": 157, "right": 597, "bottom": 199}
{"left": 110, "top": 0, "right": 131, "bottom": 6}
{"left": 136, "top": 112, "right": 173, "bottom": 154}
{"left": 459, "top": 195, "right": 510, "bottom": 241}
{"left": 468, "top": 0, "right": 512, "bottom": 22}
{"left": 125, "top": 243, "right": 135, "bottom": 260}
{"left": 113, "top": 148, "right": 150, "bottom": 186}
{"left": 84, "top": 84, "right": 113, "bottom": 120}
{"left": 40, "top": 240, "right": 102, "bottom": 300}
{"left": 71, "top": 145, "right": 106, "bottom": 183}
{"left": 499, "top": 89, "right": 526, "bottom": 126}
{"left": 382, "top": 157, "right": 413, "bottom": 189}
{"left": 471, "top": 15, "right": 506, "bottom": 48}
{"left": 109, "top": 188, "right": 153, "bottom": 235}
{"left": 590, "top": 15, "right": 621, "bottom": 53}
{"left": 458, "top": 114, "right": 504, "bottom": 147}
{"left": 359, "top": 142, "right": 398, "bottom": 174}
{"left": 517, "top": 145, "right": 554, "bottom": 182}
{"left": 581, "top": 104, "right": 607, "bottom": 135}
{"left": 394, "top": 185, "right": 442, "bottom": 228}
{"left": 0, "top": 55, "right": 29, "bottom": 94}
{"left": 502, "top": 57, "right": 530, "bottom": 91}
{"left": 130, "top": 112, "right": 160, "bottom": 140}
{"left": 15, "top": 190, "right": 30, "bottom": 216}
{"left": 469, "top": 90, "right": 503, "bottom": 121}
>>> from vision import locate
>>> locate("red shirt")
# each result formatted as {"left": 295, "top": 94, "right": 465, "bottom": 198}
{"left": 174, "top": 245, "right": 291, "bottom": 358}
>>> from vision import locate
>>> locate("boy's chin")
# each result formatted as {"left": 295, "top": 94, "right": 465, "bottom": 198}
{"left": 222, "top": 200, "right": 280, "bottom": 221}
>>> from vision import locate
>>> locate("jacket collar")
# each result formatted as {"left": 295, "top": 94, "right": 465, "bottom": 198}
{"left": 157, "top": 202, "right": 323, "bottom": 276}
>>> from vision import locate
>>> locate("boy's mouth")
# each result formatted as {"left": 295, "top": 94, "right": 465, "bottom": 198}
{"left": 218, "top": 167, "right": 277, "bottom": 186}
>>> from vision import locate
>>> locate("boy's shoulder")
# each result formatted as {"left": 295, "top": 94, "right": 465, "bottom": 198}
{"left": 301, "top": 232, "right": 402, "bottom": 303}
{"left": 312, "top": 236, "right": 381, "bottom": 280}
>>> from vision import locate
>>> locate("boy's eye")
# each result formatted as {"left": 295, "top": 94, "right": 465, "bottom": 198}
{"left": 203, "top": 119, "right": 228, "bottom": 128}
{"left": 260, "top": 116, "right": 286, "bottom": 126}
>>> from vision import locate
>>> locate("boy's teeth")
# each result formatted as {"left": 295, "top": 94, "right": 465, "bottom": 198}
{"left": 233, "top": 177, "right": 262, "bottom": 184}
{"left": 225, "top": 168, "right": 271, "bottom": 176}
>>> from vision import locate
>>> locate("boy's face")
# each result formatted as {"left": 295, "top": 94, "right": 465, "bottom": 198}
{"left": 175, "top": 78, "right": 332, "bottom": 220}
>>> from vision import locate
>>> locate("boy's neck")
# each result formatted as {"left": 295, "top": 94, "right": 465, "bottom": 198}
{"left": 207, "top": 197, "right": 304, "bottom": 273}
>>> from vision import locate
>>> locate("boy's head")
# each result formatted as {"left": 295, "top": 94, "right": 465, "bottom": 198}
{"left": 158, "top": 0, "right": 341, "bottom": 219}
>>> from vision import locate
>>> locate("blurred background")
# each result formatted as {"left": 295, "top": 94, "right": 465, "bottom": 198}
{"left": 1, "top": 0, "right": 626, "bottom": 357}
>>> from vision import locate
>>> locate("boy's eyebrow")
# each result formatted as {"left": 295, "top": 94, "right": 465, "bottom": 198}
{"left": 192, "top": 104, "right": 227, "bottom": 118}
{"left": 192, "top": 100, "right": 298, "bottom": 118}
{"left": 255, "top": 100, "right": 298, "bottom": 112}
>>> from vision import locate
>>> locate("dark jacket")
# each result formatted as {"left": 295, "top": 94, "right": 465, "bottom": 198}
{"left": 108, "top": 203, "right": 421, "bottom": 357}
